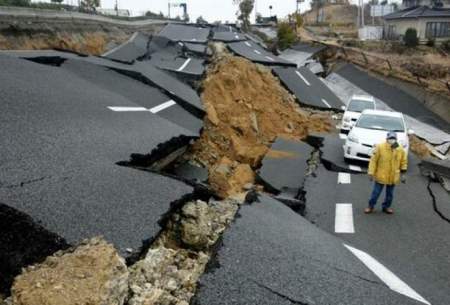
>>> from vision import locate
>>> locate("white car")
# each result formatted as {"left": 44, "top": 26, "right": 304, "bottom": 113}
{"left": 343, "top": 110, "right": 413, "bottom": 162}
{"left": 341, "top": 95, "right": 376, "bottom": 134}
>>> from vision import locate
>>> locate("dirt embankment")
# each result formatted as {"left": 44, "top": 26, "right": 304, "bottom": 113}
{"left": 187, "top": 54, "right": 333, "bottom": 198}
{"left": 0, "top": 16, "right": 164, "bottom": 55}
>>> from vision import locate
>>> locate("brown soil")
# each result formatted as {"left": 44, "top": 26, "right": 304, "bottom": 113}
{"left": 10, "top": 238, "right": 128, "bottom": 305}
{"left": 188, "top": 55, "right": 332, "bottom": 197}
{"left": 409, "top": 135, "right": 431, "bottom": 159}
{"left": 266, "top": 149, "right": 299, "bottom": 159}
{"left": 0, "top": 31, "right": 129, "bottom": 55}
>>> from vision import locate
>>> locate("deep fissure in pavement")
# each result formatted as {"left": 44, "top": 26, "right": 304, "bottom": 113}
{"left": 0, "top": 203, "right": 70, "bottom": 297}
{"left": 427, "top": 179, "right": 450, "bottom": 223}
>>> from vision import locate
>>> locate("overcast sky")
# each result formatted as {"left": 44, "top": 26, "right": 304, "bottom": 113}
{"left": 99, "top": 0, "right": 312, "bottom": 21}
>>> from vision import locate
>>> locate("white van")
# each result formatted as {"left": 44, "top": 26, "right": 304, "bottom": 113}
{"left": 341, "top": 95, "right": 376, "bottom": 134}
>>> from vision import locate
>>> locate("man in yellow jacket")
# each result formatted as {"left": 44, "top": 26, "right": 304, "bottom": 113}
{"left": 365, "top": 131, "right": 408, "bottom": 214}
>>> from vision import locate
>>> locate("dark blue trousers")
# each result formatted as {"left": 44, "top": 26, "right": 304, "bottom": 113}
{"left": 369, "top": 182, "right": 395, "bottom": 209}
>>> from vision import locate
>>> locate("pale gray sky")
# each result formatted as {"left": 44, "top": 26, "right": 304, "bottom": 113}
{"left": 99, "top": 0, "right": 312, "bottom": 21}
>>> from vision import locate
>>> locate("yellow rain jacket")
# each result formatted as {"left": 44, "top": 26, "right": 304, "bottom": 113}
{"left": 368, "top": 142, "right": 408, "bottom": 185}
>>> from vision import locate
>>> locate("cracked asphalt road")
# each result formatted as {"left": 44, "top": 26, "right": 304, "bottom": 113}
{"left": 304, "top": 155, "right": 450, "bottom": 305}
{"left": 0, "top": 54, "right": 194, "bottom": 256}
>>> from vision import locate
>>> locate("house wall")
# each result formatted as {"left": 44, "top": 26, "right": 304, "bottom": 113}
{"left": 386, "top": 18, "right": 450, "bottom": 42}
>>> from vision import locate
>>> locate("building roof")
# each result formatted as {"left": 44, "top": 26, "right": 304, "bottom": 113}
{"left": 384, "top": 5, "right": 450, "bottom": 20}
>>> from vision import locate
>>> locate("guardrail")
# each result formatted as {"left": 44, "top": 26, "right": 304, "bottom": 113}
{"left": 0, "top": 6, "right": 172, "bottom": 27}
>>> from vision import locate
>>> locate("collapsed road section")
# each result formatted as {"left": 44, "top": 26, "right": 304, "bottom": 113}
{"left": 2, "top": 21, "right": 450, "bottom": 305}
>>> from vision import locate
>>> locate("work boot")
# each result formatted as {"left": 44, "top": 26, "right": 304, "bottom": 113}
{"left": 382, "top": 208, "right": 394, "bottom": 214}
{"left": 364, "top": 207, "right": 374, "bottom": 214}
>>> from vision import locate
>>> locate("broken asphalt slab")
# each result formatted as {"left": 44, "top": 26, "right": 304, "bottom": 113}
{"left": 420, "top": 158, "right": 450, "bottom": 179}
{"left": 227, "top": 40, "right": 296, "bottom": 67}
{"left": 1, "top": 50, "right": 205, "bottom": 116}
{"left": 0, "top": 55, "right": 194, "bottom": 259}
{"left": 102, "top": 32, "right": 149, "bottom": 63}
{"left": 279, "top": 42, "right": 327, "bottom": 68}
{"left": 60, "top": 58, "right": 203, "bottom": 133}
{"left": 212, "top": 31, "right": 247, "bottom": 42}
{"left": 306, "top": 133, "right": 366, "bottom": 173}
{"left": 158, "top": 23, "right": 210, "bottom": 43}
{"left": 193, "top": 194, "right": 421, "bottom": 305}
{"left": 258, "top": 137, "right": 314, "bottom": 196}
{"left": 273, "top": 66, "right": 344, "bottom": 111}
{"left": 335, "top": 63, "right": 450, "bottom": 133}
{"left": 304, "top": 156, "right": 450, "bottom": 305}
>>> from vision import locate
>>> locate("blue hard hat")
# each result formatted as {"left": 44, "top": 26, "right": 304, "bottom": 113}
{"left": 386, "top": 131, "right": 397, "bottom": 139}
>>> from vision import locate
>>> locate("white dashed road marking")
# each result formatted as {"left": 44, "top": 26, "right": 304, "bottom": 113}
{"left": 321, "top": 98, "right": 332, "bottom": 108}
{"left": 265, "top": 56, "right": 275, "bottom": 61}
{"left": 107, "top": 107, "right": 149, "bottom": 112}
{"left": 344, "top": 244, "right": 431, "bottom": 305}
{"left": 177, "top": 58, "right": 192, "bottom": 72}
{"left": 295, "top": 71, "right": 310, "bottom": 86}
{"left": 108, "top": 100, "right": 176, "bottom": 114}
{"left": 149, "top": 100, "right": 176, "bottom": 114}
{"left": 338, "top": 173, "right": 351, "bottom": 184}
{"left": 335, "top": 204, "right": 355, "bottom": 233}
{"left": 349, "top": 165, "right": 362, "bottom": 172}
{"left": 254, "top": 49, "right": 262, "bottom": 55}
{"left": 245, "top": 41, "right": 252, "bottom": 47}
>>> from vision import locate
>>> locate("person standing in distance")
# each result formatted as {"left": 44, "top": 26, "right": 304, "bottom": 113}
{"left": 365, "top": 131, "right": 407, "bottom": 214}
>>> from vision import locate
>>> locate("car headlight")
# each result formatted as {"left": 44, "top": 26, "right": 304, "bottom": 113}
{"left": 347, "top": 134, "right": 359, "bottom": 143}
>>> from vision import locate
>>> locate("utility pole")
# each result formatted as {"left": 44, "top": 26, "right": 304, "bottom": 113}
{"left": 361, "top": 0, "right": 365, "bottom": 28}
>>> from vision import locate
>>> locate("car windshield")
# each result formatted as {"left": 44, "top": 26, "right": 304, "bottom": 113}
{"left": 356, "top": 114, "right": 405, "bottom": 132}
{"left": 347, "top": 99, "right": 375, "bottom": 112}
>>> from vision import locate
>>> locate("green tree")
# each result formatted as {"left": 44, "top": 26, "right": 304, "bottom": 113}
{"left": 81, "top": 0, "right": 99, "bottom": 11}
{"left": 277, "top": 22, "right": 297, "bottom": 50}
{"left": 0, "top": 0, "right": 31, "bottom": 6}
{"left": 403, "top": 28, "right": 419, "bottom": 47}
{"left": 196, "top": 15, "right": 207, "bottom": 24}
{"left": 233, "top": 0, "right": 254, "bottom": 32}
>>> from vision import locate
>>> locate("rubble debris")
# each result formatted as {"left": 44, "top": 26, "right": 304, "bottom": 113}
{"left": 208, "top": 157, "right": 255, "bottom": 199}
{"left": 9, "top": 237, "right": 128, "bottom": 305}
{"left": 0, "top": 204, "right": 69, "bottom": 297}
{"left": 187, "top": 55, "right": 332, "bottom": 196}
{"left": 127, "top": 197, "right": 240, "bottom": 305}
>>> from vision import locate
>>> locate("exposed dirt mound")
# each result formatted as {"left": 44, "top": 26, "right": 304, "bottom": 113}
{"left": 0, "top": 30, "right": 129, "bottom": 55}
{"left": 10, "top": 237, "right": 128, "bottom": 305}
{"left": 410, "top": 135, "right": 431, "bottom": 159}
{"left": 188, "top": 55, "right": 332, "bottom": 197}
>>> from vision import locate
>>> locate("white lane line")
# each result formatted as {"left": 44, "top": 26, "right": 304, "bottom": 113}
{"left": 338, "top": 173, "right": 351, "bottom": 184}
{"left": 265, "top": 56, "right": 275, "bottom": 61}
{"left": 349, "top": 165, "right": 362, "bottom": 172}
{"left": 245, "top": 41, "right": 252, "bottom": 47}
{"left": 149, "top": 100, "right": 176, "bottom": 114}
{"left": 177, "top": 58, "right": 192, "bottom": 72}
{"left": 344, "top": 244, "right": 431, "bottom": 305}
{"left": 295, "top": 71, "right": 311, "bottom": 86}
{"left": 108, "top": 107, "right": 149, "bottom": 112}
{"left": 335, "top": 204, "right": 355, "bottom": 233}
{"left": 235, "top": 34, "right": 240, "bottom": 39}
{"left": 339, "top": 133, "right": 348, "bottom": 140}
{"left": 103, "top": 32, "right": 138, "bottom": 56}
{"left": 321, "top": 98, "right": 332, "bottom": 108}
{"left": 254, "top": 49, "right": 262, "bottom": 55}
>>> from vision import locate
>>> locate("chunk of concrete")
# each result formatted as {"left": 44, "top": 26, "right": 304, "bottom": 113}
{"left": 103, "top": 32, "right": 149, "bottom": 63}
{"left": 420, "top": 158, "right": 450, "bottom": 179}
